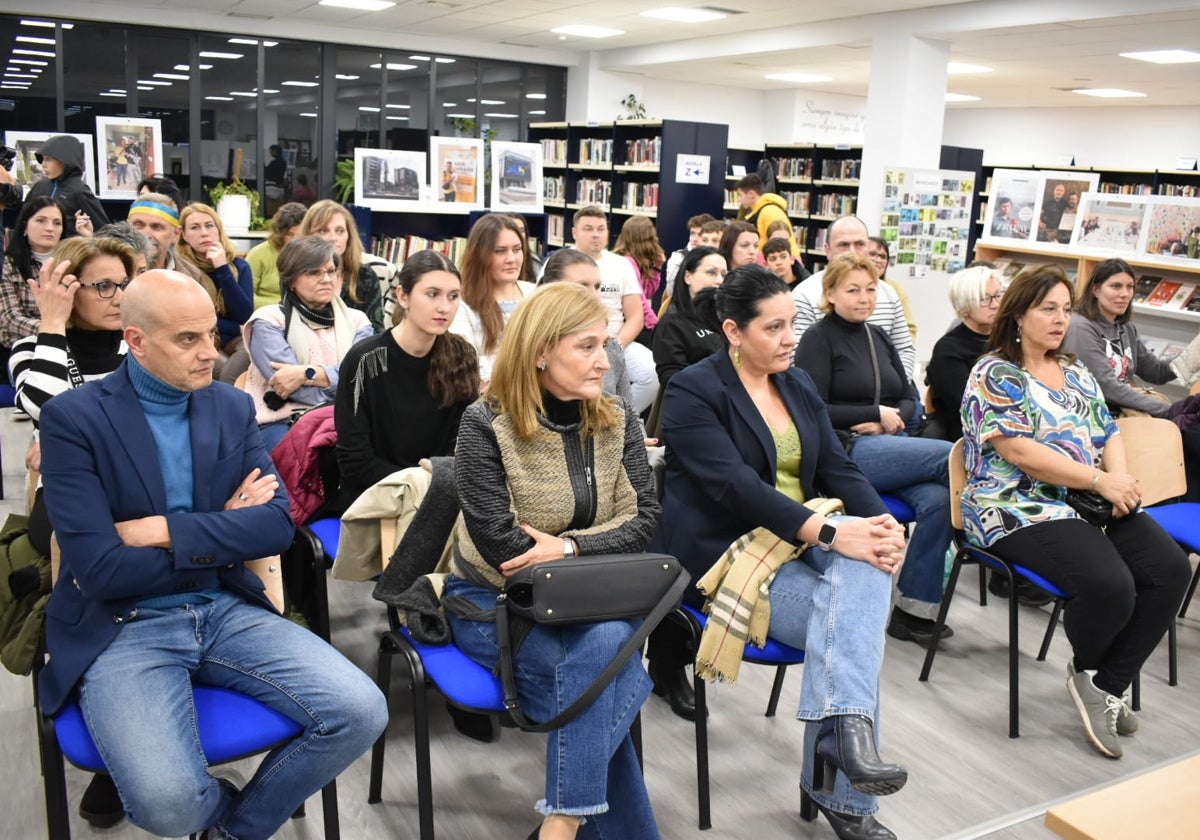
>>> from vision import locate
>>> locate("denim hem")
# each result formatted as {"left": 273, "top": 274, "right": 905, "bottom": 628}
{"left": 535, "top": 799, "right": 608, "bottom": 818}
{"left": 893, "top": 593, "right": 940, "bottom": 620}
{"left": 800, "top": 781, "right": 878, "bottom": 817}
{"left": 796, "top": 706, "right": 875, "bottom": 722}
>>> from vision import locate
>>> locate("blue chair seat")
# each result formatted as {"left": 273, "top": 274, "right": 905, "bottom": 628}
{"left": 307, "top": 517, "right": 341, "bottom": 561}
{"left": 54, "top": 686, "right": 303, "bottom": 772}
{"left": 965, "top": 547, "right": 1068, "bottom": 599}
{"left": 398, "top": 627, "right": 506, "bottom": 712}
{"left": 680, "top": 603, "right": 805, "bottom": 664}
{"left": 879, "top": 493, "right": 916, "bottom": 523}
{"left": 1144, "top": 503, "right": 1200, "bottom": 552}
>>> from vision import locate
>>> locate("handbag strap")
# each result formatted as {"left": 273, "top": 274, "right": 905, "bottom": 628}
{"left": 495, "top": 563, "right": 689, "bottom": 733}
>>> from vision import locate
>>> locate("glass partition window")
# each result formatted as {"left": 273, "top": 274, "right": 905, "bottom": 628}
{"left": 266, "top": 39, "right": 321, "bottom": 209}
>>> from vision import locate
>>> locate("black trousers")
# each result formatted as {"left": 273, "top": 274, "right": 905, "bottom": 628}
{"left": 988, "top": 514, "right": 1190, "bottom": 696}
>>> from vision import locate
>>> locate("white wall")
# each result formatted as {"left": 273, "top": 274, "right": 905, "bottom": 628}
{"left": 943, "top": 106, "right": 1200, "bottom": 169}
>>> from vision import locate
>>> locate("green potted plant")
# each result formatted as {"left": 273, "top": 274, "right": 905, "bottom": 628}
{"left": 207, "top": 179, "right": 267, "bottom": 232}
{"left": 333, "top": 158, "right": 355, "bottom": 204}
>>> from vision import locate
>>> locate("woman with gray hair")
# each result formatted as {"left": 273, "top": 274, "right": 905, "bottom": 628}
{"left": 923, "top": 264, "right": 1004, "bottom": 443}
{"left": 242, "top": 234, "right": 373, "bottom": 450}
{"left": 93, "top": 221, "right": 155, "bottom": 275}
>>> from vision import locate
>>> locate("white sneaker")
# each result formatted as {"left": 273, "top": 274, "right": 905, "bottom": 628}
{"left": 1066, "top": 666, "right": 1123, "bottom": 758}
{"left": 1067, "top": 662, "right": 1136, "bottom": 735}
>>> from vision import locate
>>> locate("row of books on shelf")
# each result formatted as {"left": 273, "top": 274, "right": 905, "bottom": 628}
{"left": 821, "top": 159, "right": 861, "bottom": 180}
{"left": 816, "top": 193, "right": 857, "bottom": 216}
{"left": 622, "top": 182, "right": 659, "bottom": 209}
{"left": 579, "top": 138, "right": 613, "bottom": 165}
{"left": 540, "top": 139, "right": 567, "bottom": 165}
{"left": 371, "top": 234, "right": 469, "bottom": 267}
{"left": 1134, "top": 276, "right": 1200, "bottom": 312}
{"left": 576, "top": 178, "right": 612, "bottom": 205}
{"left": 545, "top": 175, "right": 566, "bottom": 202}
{"left": 993, "top": 258, "right": 1078, "bottom": 284}
{"left": 776, "top": 157, "right": 813, "bottom": 179}
{"left": 624, "top": 137, "right": 661, "bottom": 166}
{"left": 985, "top": 175, "right": 1200, "bottom": 197}
{"left": 1098, "top": 182, "right": 1155, "bottom": 195}
{"left": 548, "top": 215, "right": 564, "bottom": 244}
{"left": 782, "top": 191, "right": 811, "bottom": 215}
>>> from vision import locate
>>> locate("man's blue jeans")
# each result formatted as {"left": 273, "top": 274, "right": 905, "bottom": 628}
{"left": 77, "top": 591, "right": 388, "bottom": 840}
{"left": 766, "top": 525, "right": 894, "bottom": 817}
{"left": 849, "top": 434, "right": 953, "bottom": 616}
{"left": 445, "top": 576, "right": 660, "bottom": 839}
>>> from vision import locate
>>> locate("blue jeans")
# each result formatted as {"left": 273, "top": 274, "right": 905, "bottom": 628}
{"left": 77, "top": 591, "right": 388, "bottom": 840}
{"left": 259, "top": 420, "right": 289, "bottom": 453}
{"left": 766, "top": 527, "right": 893, "bottom": 817}
{"left": 849, "top": 434, "right": 953, "bottom": 616}
{"left": 445, "top": 576, "right": 660, "bottom": 839}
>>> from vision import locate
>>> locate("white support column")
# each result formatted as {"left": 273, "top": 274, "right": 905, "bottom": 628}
{"left": 857, "top": 34, "right": 949, "bottom": 231}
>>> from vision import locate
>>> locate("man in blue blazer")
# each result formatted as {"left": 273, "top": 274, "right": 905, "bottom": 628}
{"left": 38, "top": 269, "right": 387, "bottom": 839}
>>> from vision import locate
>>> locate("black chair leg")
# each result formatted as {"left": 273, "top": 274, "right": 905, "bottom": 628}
{"left": 764, "top": 665, "right": 788, "bottom": 717}
{"left": 368, "top": 633, "right": 397, "bottom": 805}
{"left": 1006, "top": 568, "right": 1020, "bottom": 739}
{"left": 1132, "top": 674, "right": 1141, "bottom": 712}
{"left": 919, "top": 551, "right": 965, "bottom": 682}
{"left": 1037, "top": 600, "right": 1064, "bottom": 661}
{"left": 1180, "top": 562, "right": 1199, "bottom": 619}
{"left": 39, "top": 715, "right": 71, "bottom": 840}
{"left": 631, "top": 711, "right": 643, "bottom": 770}
{"left": 321, "top": 779, "right": 340, "bottom": 840}
{"left": 978, "top": 561, "right": 987, "bottom": 606}
{"left": 694, "top": 669, "right": 710, "bottom": 831}
{"left": 1169, "top": 620, "right": 1178, "bottom": 687}
{"left": 409, "top": 657, "right": 435, "bottom": 840}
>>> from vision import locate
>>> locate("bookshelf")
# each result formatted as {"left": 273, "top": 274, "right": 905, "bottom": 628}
{"left": 972, "top": 240, "right": 1200, "bottom": 398}
{"left": 530, "top": 119, "right": 728, "bottom": 257}
{"left": 367, "top": 207, "right": 549, "bottom": 271}
{"left": 723, "top": 147, "right": 765, "bottom": 219}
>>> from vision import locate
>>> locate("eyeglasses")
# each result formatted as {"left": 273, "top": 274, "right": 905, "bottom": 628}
{"left": 302, "top": 267, "right": 340, "bottom": 280}
{"left": 981, "top": 292, "right": 1004, "bottom": 305}
{"left": 78, "top": 279, "right": 132, "bottom": 298}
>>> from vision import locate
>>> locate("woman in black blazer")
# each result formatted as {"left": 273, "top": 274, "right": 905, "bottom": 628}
{"left": 651, "top": 265, "right": 908, "bottom": 840}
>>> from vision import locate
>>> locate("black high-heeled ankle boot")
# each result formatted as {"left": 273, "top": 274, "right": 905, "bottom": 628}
{"left": 812, "top": 715, "right": 907, "bottom": 797}
{"left": 800, "top": 786, "right": 897, "bottom": 840}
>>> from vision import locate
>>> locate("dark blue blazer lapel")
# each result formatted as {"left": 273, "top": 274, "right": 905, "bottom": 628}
{"left": 714, "top": 350, "right": 776, "bottom": 475}
{"left": 98, "top": 363, "right": 167, "bottom": 511}
{"left": 188, "top": 385, "right": 219, "bottom": 512}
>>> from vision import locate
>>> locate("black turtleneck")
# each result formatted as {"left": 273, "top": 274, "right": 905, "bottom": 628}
{"left": 542, "top": 390, "right": 582, "bottom": 427}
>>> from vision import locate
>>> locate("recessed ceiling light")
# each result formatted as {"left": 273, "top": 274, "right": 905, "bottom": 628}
{"left": 443, "top": 102, "right": 456, "bottom": 107}
{"left": 260, "top": 88, "right": 280, "bottom": 94}
{"left": 1072, "top": 88, "right": 1146, "bottom": 98}
{"left": 336, "top": 74, "right": 360, "bottom": 80}
{"left": 386, "top": 116, "right": 408, "bottom": 121}
{"left": 175, "top": 64, "right": 213, "bottom": 71}
{"left": 299, "top": 112, "right": 318, "bottom": 117}
{"left": 481, "top": 99, "right": 505, "bottom": 105}
{"left": 446, "top": 112, "right": 475, "bottom": 118}
{"left": 137, "top": 80, "right": 172, "bottom": 86}
{"left": 408, "top": 55, "right": 431, "bottom": 61}
{"left": 319, "top": 0, "right": 396, "bottom": 10}
{"left": 107, "top": 88, "right": 126, "bottom": 93}
{"left": 369, "top": 63, "right": 417, "bottom": 71}
{"left": 435, "top": 57, "right": 455, "bottom": 63}
{"left": 386, "top": 104, "right": 410, "bottom": 109}
{"left": 282, "top": 80, "right": 319, "bottom": 87}
{"left": 1120, "top": 49, "right": 1200, "bottom": 64}
{"left": 15, "top": 35, "right": 55, "bottom": 45}
{"left": 21, "top": 19, "right": 72, "bottom": 29}
{"left": 640, "top": 7, "right": 726, "bottom": 23}
{"left": 13, "top": 49, "right": 55, "bottom": 57}
{"left": 484, "top": 112, "right": 518, "bottom": 118}
{"left": 551, "top": 24, "right": 624, "bottom": 38}
{"left": 358, "top": 105, "right": 381, "bottom": 112}
{"left": 764, "top": 72, "right": 833, "bottom": 83}
{"left": 154, "top": 73, "right": 189, "bottom": 80}
{"left": 947, "top": 62, "right": 993, "bottom": 75}
{"left": 137, "top": 86, "right": 154, "bottom": 91}
{"left": 526, "top": 93, "right": 547, "bottom": 99}
{"left": 205, "top": 95, "right": 235, "bottom": 101}
{"left": 198, "top": 51, "right": 243, "bottom": 60}
{"left": 4, "top": 72, "right": 37, "bottom": 79}
{"left": 228, "top": 91, "right": 259, "bottom": 97}
{"left": 99, "top": 92, "right": 126, "bottom": 97}
{"left": 228, "top": 38, "right": 278, "bottom": 46}
{"left": 9, "top": 59, "right": 48, "bottom": 66}
{"left": 529, "top": 110, "right": 546, "bottom": 115}
{"left": 945, "top": 93, "right": 981, "bottom": 102}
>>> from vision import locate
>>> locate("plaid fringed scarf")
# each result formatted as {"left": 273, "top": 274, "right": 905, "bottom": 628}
{"left": 695, "top": 498, "right": 844, "bottom": 683}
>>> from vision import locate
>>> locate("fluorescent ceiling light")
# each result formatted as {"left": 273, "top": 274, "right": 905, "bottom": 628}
{"left": 369, "top": 62, "right": 417, "bottom": 71}
{"left": 99, "top": 92, "right": 126, "bottom": 97}
{"left": 947, "top": 62, "right": 993, "bottom": 75}
{"left": 640, "top": 7, "right": 726, "bottom": 23}
{"left": 228, "top": 91, "right": 259, "bottom": 97}
{"left": 137, "top": 80, "right": 172, "bottom": 86}
{"left": 1120, "top": 49, "right": 1200, "bottom": 64}
{"left": 446, "top": 112, "right": 475, "bottom": 118}
{"left": 765, "top": 72, "right": 833, "bottom": 83}
{"left": 299, "top": 112, "right": 318, "bottom": 117}
{"left": 551, "top": 24, "right": 623, "bottom": 38}
{"left": 137, "top": 86, "right": 154, "bottom": 91}
{"left": 319, "top": 0, "right": 396, "bottom": 10}
{"left": 229, "top": 38, "right": 278, "bottom": 46}
{"left": 198, "top": 51, "right": 243, "bottom": 60}
{"left": 435, "top": 58, "right": 455, "bottom": 63}
{"left": 21, "top": 19, "right": 71, "bottom": 28}
{"left": 484, "top": 112, "right": 518, "bottom": 118}
{"left": 442, "top": 102, "right": 456, "bottom": 107}
{"left": 9, "top": 59, "right": 48, "bottom": 66}
{"left": 175, "top": 64, "right": 213, "bottom": 71}
{"left": 260, "top": 88, "right": 280, "bottom": 94}
{"left": 15, "top": 35, "right": 55, "bottom": 45}
{"left": 206, "top": 95, "right": 235, "bottom": 101}
{"left": 335, "top": 74, "right": 360, "bottom": 80}
{"left": 282, "top": 80, "right": 319, "bottom": 87}
{"left": 408, "top": 55, "right": 431, "bottom": 61}
{"left": 481, "top": 99, "right": 504, "bottom": 105}
{"left": 4, "top": 72, "right": 37, "bottom": 79}
{"left": 529, "top": 110, "right": 546, "bottom": 115}
{"left": 13, "top": 49, "right": 55, "bottom": 57}
{"left": 945, "top": 93, "right": 981, "bottom": 102}
{"left": 386, "top": 116, "right": 408, "bottom": 121}
{"left": 526, "top": 93, "right": 547, "bottom": 99}
{"left": 386, "top": 104, "right": 410, "bottom": 109}
{"left": 358, "top": 105, "right": 381, "bottom": 112}
{"left": 1072, "top": 88, "right": 1146, "bottom": 98}
{"left": 107, "top": 88, "right": 126, "bottom": 93}
{"left": 154, "top": 73, "right": 189, "bottom": 80}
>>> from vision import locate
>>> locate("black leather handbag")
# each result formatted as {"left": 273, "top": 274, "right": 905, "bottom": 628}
{"left": 495, "top": 552, "right": 689, "bottom": 732}
{"left": 1064, "top": 489, "right": 1114, "bottom": 528}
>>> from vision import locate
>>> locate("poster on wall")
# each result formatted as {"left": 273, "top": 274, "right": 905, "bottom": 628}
{"left": 490, "top": 141, "right": 543, "bottom": 213}
{"left": 95, "top": 116, "right": 162, "bottom": 200}
{"left": 1141, "top": 196, "right": 1200, "bottom": 264}
{"left": 430, "top": 136, "right": 483, "bottom": 210}
{"left": 354, "top": 147, "right": 426, "bottom": 212}
{"left": 4, "top": 131, "right": 97, "bottom": 195}
{"left": 1031, "top": 170, "right": 1099, "bottom": 245}
{"left": 1068, "top": 194, "right": 1149, "bottom": 254}
{"left": 878, "top": 168, "right": 975, "bottom": 277}
{"left": 981, "top": 169, "right": 1040, "bottom": 243}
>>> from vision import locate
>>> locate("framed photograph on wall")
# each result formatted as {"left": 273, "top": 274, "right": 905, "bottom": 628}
{"left": 1068, "top": 194, "right": 1149, "bottom": 254}
{"left": 430, "top": 136, "right": 484, "bottom": 210}
{"left": 4, "top": 131, "right": 98, "bottom": 195}
{"left": 354, "top": 147, "right": 426, "bottom": 211}
{"left": 490, "top": 141, "right": 543, "bottom": 212}
{"left": 95, "top": 116, "right": 163, "bottom": 200}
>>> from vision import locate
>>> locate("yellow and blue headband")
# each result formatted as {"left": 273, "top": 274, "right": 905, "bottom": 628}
{"left": 129, "top": 199, "right": 180, "bottom": 227}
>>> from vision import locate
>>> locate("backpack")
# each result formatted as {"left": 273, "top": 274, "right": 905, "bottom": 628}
{"left": 0, "top": 514, "right": 52, "bottom": 676}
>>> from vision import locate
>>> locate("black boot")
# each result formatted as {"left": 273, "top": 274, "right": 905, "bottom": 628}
{"left": 800, "top": 786, "right": 897, "bottom": 840}
{"left": 648, "top": 659, "right": 696, "bottom": 721}
{"left": 79, "top": 773, "right": 125, "bottom": 829}
{"left": 813, "top": 715, "right": 907, "bottom": 797}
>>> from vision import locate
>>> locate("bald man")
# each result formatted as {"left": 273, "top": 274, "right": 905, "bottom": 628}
{"left": 790, "top": 215, "right": 916, "bottom": 379}
{"left": 37, "top": 270, "right": 387, "bottom": 839}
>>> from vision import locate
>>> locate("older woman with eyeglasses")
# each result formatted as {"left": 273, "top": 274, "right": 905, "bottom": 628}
{"left": 242, "top": 235, "right": 373, "bottom": 451}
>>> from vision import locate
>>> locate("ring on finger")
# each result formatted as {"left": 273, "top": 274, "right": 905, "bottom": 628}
{"left": 238, "top": 492, "right": 249, "bottom": 501}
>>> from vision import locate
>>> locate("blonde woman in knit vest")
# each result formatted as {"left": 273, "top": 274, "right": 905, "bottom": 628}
{"left": 445, "top": 282, "right": 662, "bottom": 840}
